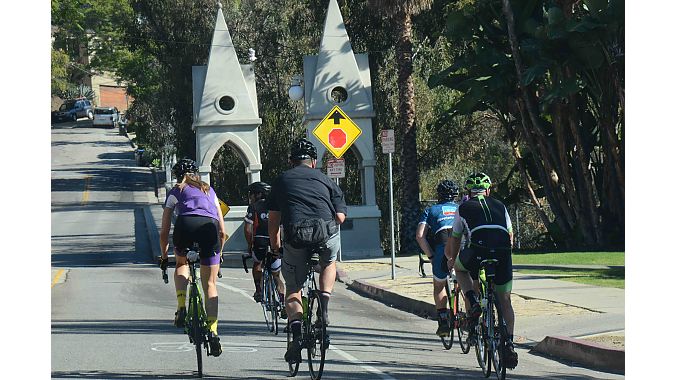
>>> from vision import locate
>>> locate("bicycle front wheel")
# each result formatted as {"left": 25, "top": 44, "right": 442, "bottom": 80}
{"left": 307, "top": 290, "right": 327, "bottom": 380}
{"left": 267, "top": 271, "right": 280, "bottom": 335}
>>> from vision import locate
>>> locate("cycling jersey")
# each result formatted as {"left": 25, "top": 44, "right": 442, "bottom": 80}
{"left": 419, "top": 201, "right": 459, "bottom": 246}
{"left": 164, "top": 185, "right": 220, "bottom": 221}
{"left": 244, "top": 199, "right": 270, "bottom": 239}
{"left": 451, "top": 195, "right": 512, "bottom": 249}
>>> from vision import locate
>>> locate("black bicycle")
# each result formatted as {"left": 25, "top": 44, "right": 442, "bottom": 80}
{"left": 473, "top": 257, "right": 509, "bottom": 380}
{"left": 287, "top": 249, "right": 329, "bottom": 380}
{"left": 162, "top": 244, "right": 213, "bottom": 378}
{"left": 243, "top": 249, "right": 284, "bottom": 335}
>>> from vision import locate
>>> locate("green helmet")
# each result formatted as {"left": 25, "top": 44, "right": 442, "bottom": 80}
{"left": 465, "top": 172, "right": 492, "bottom": 191}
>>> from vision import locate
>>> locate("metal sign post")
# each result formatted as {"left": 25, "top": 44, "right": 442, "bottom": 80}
{"left": 381, "top": 129, "right": 396, "bottom": 280}
{"left": 327, "top": 158, "right": 345, "bottom": 262}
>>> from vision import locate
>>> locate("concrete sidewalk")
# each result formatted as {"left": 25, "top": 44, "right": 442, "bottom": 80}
{"left": 335, "top": 255, "right": 624, "bottom": 374}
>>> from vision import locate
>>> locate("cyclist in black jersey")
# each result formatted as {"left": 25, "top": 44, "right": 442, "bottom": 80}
{"left": 444, "top": 172, "right": 518, "bottom": 369}
{"left": 244, "top": 181, "right": 286, "bottom": 316}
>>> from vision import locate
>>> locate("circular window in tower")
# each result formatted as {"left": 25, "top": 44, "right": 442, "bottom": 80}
{"left": 214, "top": 94, "right": 237, "bottom": 115}
{"left": 329, "top": 86, "right": 349, "bottom": 104}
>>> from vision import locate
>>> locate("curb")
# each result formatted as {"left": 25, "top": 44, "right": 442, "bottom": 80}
{"left": 346, "top": 279, "right": 436, "bottom": 319}
{"left": 532, "top": 336, "right": 624, "bottom": 374}
{"left": 338, "top": 265, "right": 624, "bottom": 374}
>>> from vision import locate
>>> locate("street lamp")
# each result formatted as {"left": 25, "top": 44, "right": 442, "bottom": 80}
{"left": 288, "top": 75, "right": 304, "bottom": 102}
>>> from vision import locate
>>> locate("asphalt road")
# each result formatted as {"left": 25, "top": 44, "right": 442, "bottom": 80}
{"left": 51, "top": 121, "right": 622, "bottom": 379}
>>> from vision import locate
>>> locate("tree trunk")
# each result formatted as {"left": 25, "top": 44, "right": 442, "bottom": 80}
{"left": 395, "top": 8, "right": 421, "bottom": 254}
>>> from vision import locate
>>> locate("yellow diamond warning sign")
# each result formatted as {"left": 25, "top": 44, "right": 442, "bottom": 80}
{"left": 312, "top": 105, "right": 362, "bottom": 158}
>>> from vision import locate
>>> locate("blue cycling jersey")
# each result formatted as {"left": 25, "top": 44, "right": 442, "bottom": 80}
{"left": 419, "top": 201, "right": 459, "bottom": 244}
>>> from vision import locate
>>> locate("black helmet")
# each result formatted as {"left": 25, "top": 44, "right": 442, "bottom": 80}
{"left": 437, "top": 179, "right": 459, "bottom": 201}
{"left": 465, "top": 172, "right": 492, "bottom": 192}
{"left": 289, "top": 138, "right": 317, "bottom": 160}
{"left": 248, "top": 181, "right": 271, "bottom": 197}
{"left": 172, "top": 158, "right": 198, "bottom": 180}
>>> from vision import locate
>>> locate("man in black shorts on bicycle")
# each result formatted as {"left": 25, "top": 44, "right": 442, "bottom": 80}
{"left": 267, "top": 138, "right": 347, "bottom": 364}
{"left": 244, "top": 181, "right": 286, "bottom": 319}
{"left": 444, "top": 172, "right": 518, "bottom": 369}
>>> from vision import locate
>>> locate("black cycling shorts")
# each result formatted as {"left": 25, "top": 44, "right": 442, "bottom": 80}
{"left": 252, "top": 236, "right": 270, "bottom": 262}
{"left": 458, "top": 246, "right": 513, "bottom": 287}
{"left": 173, "top": 215, "right": 221, "bottom": 265}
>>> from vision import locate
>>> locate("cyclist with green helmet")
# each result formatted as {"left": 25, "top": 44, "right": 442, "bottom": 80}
{"left": 444, "top": 172, "right": 518, "bottom": 369}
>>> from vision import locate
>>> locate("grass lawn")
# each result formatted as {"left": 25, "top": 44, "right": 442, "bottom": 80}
{"left": 516, "top": 267, "right": 625, "bottom": 289}
{"left": 512, "top": 251, "right": 624, "bottom": 266}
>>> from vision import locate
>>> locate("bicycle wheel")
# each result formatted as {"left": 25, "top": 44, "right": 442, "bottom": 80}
{"left": 491, "top": 293, "right": 507, "bottom": 380}
{"left": 287, "top": 320, "right": 300, "bottom": 376}
{"left": 441, "top": 281, "right": 455, "bottom": 350}
{"left": 266, "top": 271, "right": 279, "bottom": 335}
{"left": 190, "top": 285, "right": 204, "bottom": 378}
{"left": 475, "top": 309, "right": 491, "bottom": 377}
{"left": 261, "top": 271, "right": 272, "bottom": 332}
{"left": 307, "top": 290, "right": 326, "bottom": 380}
{"left": 455, "top": 284, "right": 471, "bottom": 354}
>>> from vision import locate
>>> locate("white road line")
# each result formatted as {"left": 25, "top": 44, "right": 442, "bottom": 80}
{"left": 215, "top": 282, "right": 396, "bottom": 379}
{"left": 330, "top": 344, "right": 397, "bottom": 380}
{"left": 216, "top": 282, "right": 255, "bottom": 302}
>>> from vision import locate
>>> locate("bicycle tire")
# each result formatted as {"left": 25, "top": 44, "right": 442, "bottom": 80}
{"left": 455, "top": 283, "right": 471, "bottom": 354}
{"left": 267, "top": 270, "right": 279, "bottom": 335}
{"left": 441, "top": 281, "right": 454, "bottom": 350}
{"left": 491, "top": 293, "right": 507, "bottom": 380}
{"left": 261, "top": 271, "right": 273, "bottom": 332}
{"left": 191, "top": 285, "right": 204, "bottom": 378}
{"left": 307, "top": 290, "right": 326, "bottom": 380}
{"left": 287, "top": 320, "right": 300, "bottom": 377}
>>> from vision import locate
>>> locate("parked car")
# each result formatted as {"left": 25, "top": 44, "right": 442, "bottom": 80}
{"left": 92, "top": 107, "right": 120, "bottom": 128}
{"left": 51, "top": 98, "right": 93, "bottom": 123}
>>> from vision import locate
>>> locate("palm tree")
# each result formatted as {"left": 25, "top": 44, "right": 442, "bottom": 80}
{"left": 368, "top": 0, "right": 432, "bottom": 254}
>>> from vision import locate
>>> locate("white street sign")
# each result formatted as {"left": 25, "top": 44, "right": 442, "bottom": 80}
{"left": 327, "top": 158, "right": 345, "bottom": 178}
{"left": 381, "top": 129, "right": 395, "bottom": 154}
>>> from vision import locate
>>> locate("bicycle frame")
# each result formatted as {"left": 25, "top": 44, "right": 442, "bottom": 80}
{"left": 475, "top": 258, "right": 508, "bottom": 380}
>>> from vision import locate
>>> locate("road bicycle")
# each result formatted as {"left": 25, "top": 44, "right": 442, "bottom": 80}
{"left": 243, "top": 249, "right": 284, "bottom": 335}
{"left": 473, "top": 255, "right": 509, "bottom": 380}
{"left": 162, "top": 244, "right": 214, "bottom": 378}
{"left": 287, "top": 248, "right": 329, "bottom": 380}
{"left": 440, "top": 269, "right": 471, "bottom": 354}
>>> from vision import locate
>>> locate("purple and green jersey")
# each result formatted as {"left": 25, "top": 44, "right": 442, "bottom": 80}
{"left": 164, "top": 185, "right": 221, "bottom": 221}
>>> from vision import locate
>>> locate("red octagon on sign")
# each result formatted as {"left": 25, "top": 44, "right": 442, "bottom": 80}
{"left": 328, "top": 128, "right": 347, "bottom": 149}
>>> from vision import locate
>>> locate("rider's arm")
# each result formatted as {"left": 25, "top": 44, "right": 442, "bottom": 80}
{"left": 445, "top": 213, "right": 465, "bottom": 262}
{"left": 159, "top": 207, "right": 173, "bottom": 259}
{"left": 335, "top": 212, "right": 346, "bottom": 224}
{"left": 243, "top": 204, "right": 254, "bottom": 251}
{"left": 415, "top": 223, "right": 434, "bottom": 259}
{"left": 329, "top": 178, "right": 347, "bottom": 224}
{"left": 268, "top": 210, "right": 282, "bottom": 253}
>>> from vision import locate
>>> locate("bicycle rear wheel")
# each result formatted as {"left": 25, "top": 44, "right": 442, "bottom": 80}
{"left": 190, "top": 285, "right": 204, "bottom": 378}
{"left": 475, "top": 313, "right": 491, "bottom": 377}
{"left": 455, "top": 284, "right": 470, "bottom": 354}
{"left": 261, "top": 271, "right": 273, "bottom": 332}
{"left": 307, "top": 290, "right": 327, "bottom": 380}
{"left": 287, "top": 320, "right": 300, "bottom": 377}
{"left": 491, "top": 293, "right": 507, "bottom": 380}
{"left": 441, "top": 281, "right": 455, "bottom": 350}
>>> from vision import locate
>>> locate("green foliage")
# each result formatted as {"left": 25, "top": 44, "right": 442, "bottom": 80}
{"left": 51, "top": 49, "right": 70, "bottom": 96}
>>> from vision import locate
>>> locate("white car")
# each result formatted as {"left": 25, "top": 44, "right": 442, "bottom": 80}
{"left": 92, "top": 107, "right": 120, "bottom": 128}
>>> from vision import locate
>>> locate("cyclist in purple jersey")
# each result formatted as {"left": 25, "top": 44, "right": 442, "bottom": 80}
{"left": 159, "top": 158, "right": 227, "bottom": 357}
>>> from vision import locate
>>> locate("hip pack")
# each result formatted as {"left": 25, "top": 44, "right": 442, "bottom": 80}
{"left": 287, "top": 218, "right": 338, "bottom": 249}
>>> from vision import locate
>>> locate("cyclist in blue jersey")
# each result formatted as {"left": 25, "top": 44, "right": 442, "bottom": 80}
{"left": 416, "top": 180, "right": 460, "bottom": 337}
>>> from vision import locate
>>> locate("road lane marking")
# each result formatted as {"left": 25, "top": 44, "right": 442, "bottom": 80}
{"left": 216, "top": 282, "right": 255, "bottom": 302}
{"left": 81, "top": 176, "right": 92, "bottom": 205}
{"left": 151, "top": 341, "right": 258, "bottom": 353}
{"left": 329, "top": 344, "right": 397, "bottom": 380}
{"left": 51, "top": 269, "right": 65, "bottom": 288}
